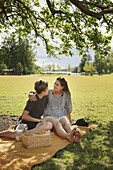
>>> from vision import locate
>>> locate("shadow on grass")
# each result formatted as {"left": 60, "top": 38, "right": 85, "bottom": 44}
{"left": 32, "top": 121, "right": 113, "bottom": 170}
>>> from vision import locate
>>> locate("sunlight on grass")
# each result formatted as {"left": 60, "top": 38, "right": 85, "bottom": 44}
{"left": 1, "top": 74, "right": 113, "bottom": 120}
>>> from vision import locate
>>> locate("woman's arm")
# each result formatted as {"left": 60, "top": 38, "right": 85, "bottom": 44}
{"left": 65, "top": 93, "right": 72, "bottom": 125}
{"left": 28, "top": 92, "right": 37, "bottom": 102}
{"left": 67, "top": 113, "right": 72, "bottom": 125}
{"left": 21, "top": 110, "right": 45, "bottom": 122}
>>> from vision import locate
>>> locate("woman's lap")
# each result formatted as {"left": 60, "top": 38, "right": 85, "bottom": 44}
{"left": 44, "top": 116, "right": 67, "bottom": 121}
{"left": 44, "top": 116, "right": 70, "bottom": 128}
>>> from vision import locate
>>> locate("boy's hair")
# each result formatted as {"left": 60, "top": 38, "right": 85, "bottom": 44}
{"left": 35, "top": 80, "right": 48, "bottom": 94}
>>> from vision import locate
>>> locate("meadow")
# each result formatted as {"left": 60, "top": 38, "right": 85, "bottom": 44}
{"left": 0, "top": 74, "right": 113, "bottom": 170}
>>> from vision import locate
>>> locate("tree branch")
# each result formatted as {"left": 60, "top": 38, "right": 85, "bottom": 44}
{"left": 82, "top": 1, "right": 110, "bottom": 10}
{"left": 46, "top": 0, "right": 65, "bottom": 16}
{"left": 46, "top": 0, "right": 113, "bottom": 21}
{"left": 70, "top": 0, "right": 113, "bottom": 20}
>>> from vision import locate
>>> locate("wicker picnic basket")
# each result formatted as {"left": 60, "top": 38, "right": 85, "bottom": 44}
{"left": 22, "top": 131, "right": 52, "bottom": 149}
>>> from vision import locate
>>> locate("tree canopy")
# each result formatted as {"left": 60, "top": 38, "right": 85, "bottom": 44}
{"left": 0, "top": 36, "right": 37, "bottom": 74}
{"left": 0, "top": 0, "right": 113, "bottom": 57}
{"left": 78, "top": 51, "right": 113, "bottom": 75}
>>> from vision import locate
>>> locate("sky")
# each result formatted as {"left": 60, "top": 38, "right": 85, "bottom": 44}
{"left": 35, "top": 36, "right": 112, "bottom": 69}
{"left": 35, "top": 43, "right": 82, "bottom": 69}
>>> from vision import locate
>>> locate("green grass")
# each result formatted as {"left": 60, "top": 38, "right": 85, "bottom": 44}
{"left": 0, "top": 74, "right": 113, "bottom": 170}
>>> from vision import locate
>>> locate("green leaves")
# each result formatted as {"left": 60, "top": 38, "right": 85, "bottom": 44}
{"left": 0, "top": 0, "right": 113, "bottom": 58}
{"left": 0, "top": 35, "right": 37, "bottom": 74}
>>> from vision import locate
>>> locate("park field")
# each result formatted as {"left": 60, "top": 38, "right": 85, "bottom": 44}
{"left": 0, "top": 74, "right": 113, "bottom": 122}
{"left": 0, "top": 74, "right": 113, "bottom": 169}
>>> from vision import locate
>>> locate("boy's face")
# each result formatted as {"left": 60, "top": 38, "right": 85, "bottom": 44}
{"left": 43, "top": 87, "right": 48, "bottom": 96}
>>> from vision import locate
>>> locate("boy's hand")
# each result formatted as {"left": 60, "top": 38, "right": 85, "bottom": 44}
{"left": 29, "top": 93, "right": 37, "bottom": 102}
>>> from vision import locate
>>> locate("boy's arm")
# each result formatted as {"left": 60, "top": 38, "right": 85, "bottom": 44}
{"left": 21, "top": 110, "right": 45, "bottom": 122}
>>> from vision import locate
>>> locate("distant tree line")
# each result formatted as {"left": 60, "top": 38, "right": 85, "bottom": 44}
{"left": 0, "top": 35, "right": 37, "bottom": 75}
{"left": 0, "top": 34, "right": 63, "bottom": 75}
{"left": 0, "top": 35, "right": 113, "bottom": 76}
{"left": 71, "top": 52, "right": 113, "bottom": 75}
{"left": 41, "top": 63, "right": 61, "bottom": 72}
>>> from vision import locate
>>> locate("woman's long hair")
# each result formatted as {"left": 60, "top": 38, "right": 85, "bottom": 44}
{"left": 57, "top": 77, "right": 70, "bottom": 94}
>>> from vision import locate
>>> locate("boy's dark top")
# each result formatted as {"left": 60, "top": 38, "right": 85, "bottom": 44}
{"left": 18, "top": 94, "right": 48, "bottom": 130}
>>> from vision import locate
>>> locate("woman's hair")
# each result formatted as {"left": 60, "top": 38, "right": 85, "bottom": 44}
{"left": 57, "top": 77, "right": 70, "bottom": 94}
{"left": 35, "top": 80, "right": 48, "bottom": 94}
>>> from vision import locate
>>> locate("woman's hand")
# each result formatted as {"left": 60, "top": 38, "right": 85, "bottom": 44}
{"left": 29, "top": 93, "right": 37, "bottom": 102}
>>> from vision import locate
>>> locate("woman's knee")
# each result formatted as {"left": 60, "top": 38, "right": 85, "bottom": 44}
{"left": 47, "top": 117, "right": 59, "bottom": 125}
{"left": 46, "top": 121, "right": 53, "bottom": 129}
{"left": 46, "top": 117, "right": 62, "bottom": 129}
{"left": 59, "top": 116, "right": 69, "bottom": 125}
{"left": 54, "top": 121, "right": 62, "bottom": 129}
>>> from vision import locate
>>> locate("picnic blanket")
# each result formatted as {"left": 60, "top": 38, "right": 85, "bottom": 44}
{"left": 0, "top": 124, "right": 98, "bottom": 170}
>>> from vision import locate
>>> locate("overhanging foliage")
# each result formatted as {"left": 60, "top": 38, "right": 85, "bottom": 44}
{"left": 0, "top": 0, "right": 113, "bottom": 57}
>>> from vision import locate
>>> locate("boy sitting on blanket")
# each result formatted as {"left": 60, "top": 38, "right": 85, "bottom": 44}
{"left": 0, "top": 80, "right": 53, "bottom": 140}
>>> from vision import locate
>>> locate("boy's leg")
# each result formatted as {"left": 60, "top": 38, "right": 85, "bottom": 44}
{"left": 28, "top": 121, "right": 53, "bottom": 133}
{"left": 0, "top": 123, "right": 28, "bottom": 139}
{"left": 0, "top": 124, "right": 28, "bottom": 139}
{"left": 15, "top": 123, "right": 28, "bottom": 141}
{"left": 0, "top": 130, "right": 16, "bottom": 139}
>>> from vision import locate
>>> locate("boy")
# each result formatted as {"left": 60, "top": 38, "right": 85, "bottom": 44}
{"left": 0, "top": 80, "right": 53, "bottom": 140}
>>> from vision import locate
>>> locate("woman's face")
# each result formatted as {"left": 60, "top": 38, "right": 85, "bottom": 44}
{"left": 54, "top": 80, "right": 64, "bottom": 91}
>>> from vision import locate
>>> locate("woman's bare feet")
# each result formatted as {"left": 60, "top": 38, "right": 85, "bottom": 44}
{"left": 67, "top": 128, "right": 81, "bottom": 143}
{"left": 73, "top": 128, "right": 81, "bottom": 143}
{"left": 67, "top": 130, "right": 75, "bottom": 143}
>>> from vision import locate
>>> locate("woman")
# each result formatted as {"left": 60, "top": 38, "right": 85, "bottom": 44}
{"left": 29, "top": 77, "right": 81, "bottom": 143}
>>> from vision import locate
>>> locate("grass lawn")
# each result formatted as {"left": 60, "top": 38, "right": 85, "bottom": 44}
{"left": 0, "top": 74, "right": 113, "bottom": 170}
